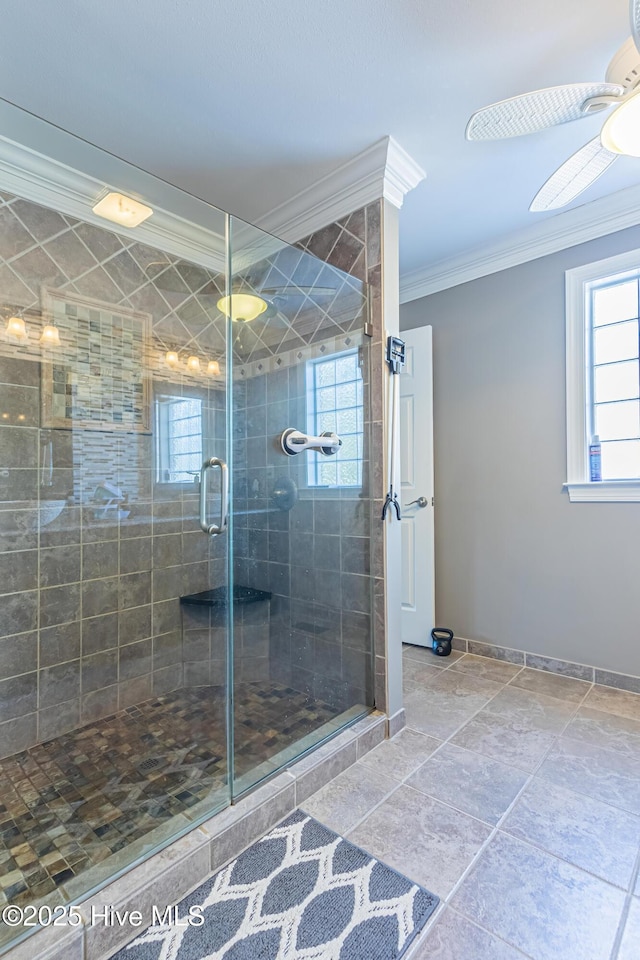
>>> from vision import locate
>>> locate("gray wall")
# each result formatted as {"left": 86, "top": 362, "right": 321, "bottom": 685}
{"left": 401, "top": 225, "right": 640, "bottom": 679}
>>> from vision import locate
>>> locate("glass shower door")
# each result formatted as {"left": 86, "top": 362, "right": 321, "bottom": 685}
{"left": 227, "top": 216, "right": 375, "bottom": 797}
{"left": 0, "top": 123, "right": 234, "bottom": 946}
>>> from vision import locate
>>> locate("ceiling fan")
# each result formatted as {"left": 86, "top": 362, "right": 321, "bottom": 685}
{"left": 466, "top": 0, "right": 640, "bottom": 211}
{"left": 219, "top": 285, "right": 340, "bottom": 333}
{"left": 144, "top": 260, "right": 338, "bottom": 321}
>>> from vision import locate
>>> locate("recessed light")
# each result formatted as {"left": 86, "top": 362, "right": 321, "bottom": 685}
{"left": 92, "top": 192, "right": 153, "bottom": 228}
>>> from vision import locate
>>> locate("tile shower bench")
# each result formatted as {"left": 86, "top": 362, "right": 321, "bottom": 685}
{"left": 180, "top": 585, "right": 273, "bottom": 685}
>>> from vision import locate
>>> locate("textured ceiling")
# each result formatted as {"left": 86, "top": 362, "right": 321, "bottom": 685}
{"left": 1, "top": 0, "right": 639, "bottom": 286}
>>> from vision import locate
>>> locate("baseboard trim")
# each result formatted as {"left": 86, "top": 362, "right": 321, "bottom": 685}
{"left": 387, "top": 708, "right": 406, "bottom": 738}
{"left": 454, "top": 636, "right": 640, "bottom": 694}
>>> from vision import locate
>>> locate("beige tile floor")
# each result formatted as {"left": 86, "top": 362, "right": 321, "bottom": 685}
{"left": 302, "top": 644, "right": 640, "bottom": 960}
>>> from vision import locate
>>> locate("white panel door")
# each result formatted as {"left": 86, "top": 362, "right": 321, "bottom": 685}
{"left": 400, "top": 326, "right": 434, "bottom": 646}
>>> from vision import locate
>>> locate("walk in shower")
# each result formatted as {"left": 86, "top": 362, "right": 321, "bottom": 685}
{"left": 0, "top": 115, "right": 375, "bottom": 950}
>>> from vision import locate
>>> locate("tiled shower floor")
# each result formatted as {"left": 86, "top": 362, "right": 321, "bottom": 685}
{"left": 0, "top": 681, "right": 339, "bottom": 912}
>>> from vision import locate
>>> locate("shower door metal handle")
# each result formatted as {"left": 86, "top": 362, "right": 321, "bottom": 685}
{"left": 199, "top": 457, "right": 229, "bottom": 536}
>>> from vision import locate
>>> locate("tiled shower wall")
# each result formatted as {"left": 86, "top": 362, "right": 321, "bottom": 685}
{"left": 0, "top": 191, "right": 228, "bottom": 759}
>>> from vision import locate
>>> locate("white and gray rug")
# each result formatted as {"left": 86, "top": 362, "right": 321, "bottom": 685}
{"left": 111, "top": 810, "right": 438, "bottom": 959}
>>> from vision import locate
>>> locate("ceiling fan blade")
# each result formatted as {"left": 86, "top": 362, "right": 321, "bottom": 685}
{"left": 466, "top": 83, "right": 623, "bottom": 140}
{"left": 529, "top": 137, "right": 617, "bottom": 212}
{"left": 632, "top": 0, "right": 640, "bottom": 55}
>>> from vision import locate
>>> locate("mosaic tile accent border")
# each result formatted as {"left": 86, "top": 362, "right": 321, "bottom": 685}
{"left": 41, "top": 288, "right": 151, "bottom": 433}
{"left": 232, "top": 331, "right": 363, "bottom": 380}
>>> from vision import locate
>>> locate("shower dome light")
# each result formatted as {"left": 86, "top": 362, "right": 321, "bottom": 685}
{"left": 601, "top": 90, "right": 640, "bottom": 157}
{"left": 217, "top": 293, "right": 267, "bottom": 322}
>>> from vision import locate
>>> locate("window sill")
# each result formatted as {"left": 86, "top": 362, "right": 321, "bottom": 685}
{"left": 564, "top": 481, "right": 640, "bottom": 502}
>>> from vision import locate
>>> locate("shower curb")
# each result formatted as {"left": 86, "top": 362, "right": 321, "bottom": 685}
{"left": 1, "top": 712, "right": 387, "bottom": 960}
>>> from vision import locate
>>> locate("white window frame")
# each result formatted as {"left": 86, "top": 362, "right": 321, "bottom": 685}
{"left": 305, "top": 348, "right": 363, "bottom": 489}
{"left": 155, "top": 394, "right": 203, "bottom": 485}
{"left": 565, "top": 247, "right": 640, "bottom": 502}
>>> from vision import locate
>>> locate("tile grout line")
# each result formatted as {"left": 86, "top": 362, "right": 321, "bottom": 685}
{"left": 404, "top": 905, "right": 537, "bottom": 960}
{"left": 400, "top": 656, "right": 640, "bottom": 953}
{"left": 419, "top": 684, "right": 599, "bottom": 952}
{"left": 610, "top": 845, "right": 640, "bottom": 960}
{"left": 404, "top": 659, "right": 590, "bottom": 766}
{"left": 393, "top": 668, "right": 626, "bottom": 955}
{"left": 310, "top": 659, "right": 636, "bottom": 954}
{"left": 373, "top": 668, "right": 523, "bottom": 785}
{"left": 405, "top": 657, "right": 640, "bottom": 801}
{"left": 389, "top": 668, "right": 570, "bottom": 956}
{"left": 420, "top": 675, "right": 639, "bottom": 956}
{"left": 341, "top": 669, "right": 581, "bottom": 858}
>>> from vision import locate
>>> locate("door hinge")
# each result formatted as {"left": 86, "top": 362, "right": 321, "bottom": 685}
{"left": 363, "top": 321, "right": 373, "bottom": 338}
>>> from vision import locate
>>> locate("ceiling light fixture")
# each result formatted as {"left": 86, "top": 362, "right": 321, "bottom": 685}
{"left": 217, "top": 293, "right": 267, "bottom": 322}
{"left": 40, "top": 324, "right": 61, "bottom": 347}
{"left": 601, "top": 90, "right": 640, "bottom": 156}
{"left": 5, "top": 313, "right": 28, "bottom": 340}
{"left": 92, "top": 192, "right": 153, "bottom": 228}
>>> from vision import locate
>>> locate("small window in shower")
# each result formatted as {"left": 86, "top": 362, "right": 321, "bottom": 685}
{"left": 155, "top": 394, "right": 203, "bottom": 483}
{"left": 306, "top": 349, "right": 363, "bottom": 487}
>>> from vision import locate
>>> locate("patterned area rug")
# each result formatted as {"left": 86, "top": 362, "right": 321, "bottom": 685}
{"left": 111, "top": 810, "right": 438, "bottom": 960}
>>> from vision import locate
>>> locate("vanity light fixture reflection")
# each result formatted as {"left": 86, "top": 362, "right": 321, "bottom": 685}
{"left": 164, "top": 351, "right": 220, "bottom": 375}
{"left": 5, "top": 313, "right": 28, "bottom": 340}
{"left": 40, "top": 324, "right": 61, "bottom": 346}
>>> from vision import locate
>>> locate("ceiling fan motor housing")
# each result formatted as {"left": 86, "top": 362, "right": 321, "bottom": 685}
{"left": 606, "top": 37, "right": 640, "bottom": 90}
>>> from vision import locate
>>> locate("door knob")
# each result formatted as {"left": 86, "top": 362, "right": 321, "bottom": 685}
{"left": 407, "top": 496, "right": 428, "bottom": 508}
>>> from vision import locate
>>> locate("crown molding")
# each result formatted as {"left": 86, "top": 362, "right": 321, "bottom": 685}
{"left": 400, "top": 182, "right": 640, "bottom": 303}
{"left": 256, "top": 136, "right": 425, "bottom": 244}
{"left": 0, "top": 118, "right": 425, "bottom": 274}
{"left": 0, "top": 132, "right": 227, "bottom": 271}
